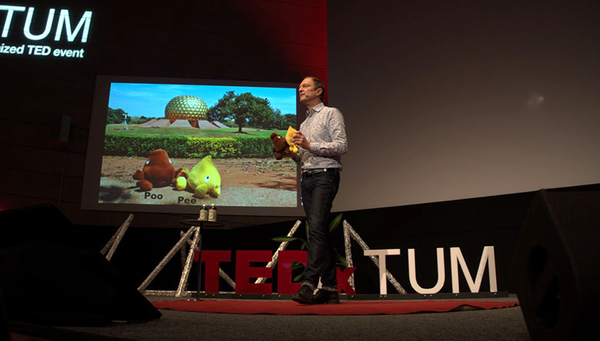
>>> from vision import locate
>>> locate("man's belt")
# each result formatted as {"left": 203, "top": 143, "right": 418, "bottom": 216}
{"left": 302, "top": 168, "right": 339, "bottom": 179}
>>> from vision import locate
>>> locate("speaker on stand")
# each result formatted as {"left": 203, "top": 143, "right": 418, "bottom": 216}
{"left": 0, "top": 204, "right": 161, "bottom": 326}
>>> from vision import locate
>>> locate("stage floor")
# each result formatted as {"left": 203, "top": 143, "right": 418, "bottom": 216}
{"left": 9, "top": 294, "right": 531, "bottom": 341}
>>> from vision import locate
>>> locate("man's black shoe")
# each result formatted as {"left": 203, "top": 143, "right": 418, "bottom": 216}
{"left": 312, "top": 289, "right": 340, "bottom": 304}
{"left": 292, "top": 284, "right": 314, "bottom": 304}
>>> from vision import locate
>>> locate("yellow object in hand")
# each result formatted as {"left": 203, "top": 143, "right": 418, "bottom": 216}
{"left": 285, "top": 126, "right": 299, "bottom": 153}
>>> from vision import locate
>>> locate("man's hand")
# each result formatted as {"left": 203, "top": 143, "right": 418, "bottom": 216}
{"left": 281, "top": 148, "right": 298, "bottom": 160}
{"left": 293, "top": 131, "right": 310, "bottom": 150}
{"left": 279, "top": 148, "right": 298, "bottom": 160}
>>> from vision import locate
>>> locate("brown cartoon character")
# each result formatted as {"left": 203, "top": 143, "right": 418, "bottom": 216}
{"left": 271, "top": 131, "right": 298, "bottom": 160}
{"left": 133, "top": 149, "right": 182, "bottom": 191}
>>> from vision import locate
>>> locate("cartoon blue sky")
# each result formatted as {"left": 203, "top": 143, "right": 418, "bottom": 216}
{"left": 108, "top": 82, "right": 297, "bottom": 118}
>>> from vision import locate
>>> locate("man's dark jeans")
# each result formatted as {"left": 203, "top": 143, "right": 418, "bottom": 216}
{"left": 301, "top": 170, "right": 340, "bottom": 290}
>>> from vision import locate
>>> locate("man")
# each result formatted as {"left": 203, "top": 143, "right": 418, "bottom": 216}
{"left": 289, "top": 76, "right": 348, "bottom": 304}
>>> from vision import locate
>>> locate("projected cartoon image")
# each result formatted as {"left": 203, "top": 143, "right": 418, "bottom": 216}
{"left": 132, "top": 149, "right": 181, "bottom": 191}
{"left": 174, "top": 155, "right": 221, "bottom": 198}
{"left": 99, "top": 82, "right": 298, "bottom": 208}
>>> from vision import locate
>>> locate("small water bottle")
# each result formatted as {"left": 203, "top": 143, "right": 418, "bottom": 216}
{"left": 208, "top": 204, "right": 217, "bottom": 222}
{"left": 199, "top": 204, "right": 208, "bottom": 221}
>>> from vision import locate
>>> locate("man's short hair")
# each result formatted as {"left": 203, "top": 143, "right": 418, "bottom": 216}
{"left": 306, "top": 76, "right": 325, "bottom": 99}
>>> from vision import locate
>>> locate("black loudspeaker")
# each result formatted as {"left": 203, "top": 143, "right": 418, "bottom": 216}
{"left": 0, "top": 204, "right": 161, "bottom": 326}
{"left": 512, "top": 189, "right": 600, "bottom": 340}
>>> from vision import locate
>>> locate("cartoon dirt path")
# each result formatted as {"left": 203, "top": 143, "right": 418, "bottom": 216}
{"left": 99, "top": 156, "right": 298, "bottom": 207}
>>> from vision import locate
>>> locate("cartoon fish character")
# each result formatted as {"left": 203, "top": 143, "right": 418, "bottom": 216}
{"left": 175, "top": 155, "right": 221, "bottom": 198}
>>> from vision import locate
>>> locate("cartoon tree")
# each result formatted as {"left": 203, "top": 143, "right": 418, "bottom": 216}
{"left": 107, "top": 108, "right": 131, "bottom": 124}
{"left": 272, "top": 111, "right": 297, "bottom": 130}
{"left": 207, "top": 92, "right": 276, "bottom": 133}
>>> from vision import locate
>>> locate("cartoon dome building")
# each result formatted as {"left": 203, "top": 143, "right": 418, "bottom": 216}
{"left": 164, "top": 95, "right": 213, "bottom": 128}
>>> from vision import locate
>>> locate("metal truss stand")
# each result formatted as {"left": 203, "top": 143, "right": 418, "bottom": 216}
{"left": 101, "top": 214, "right": 134, "bottom": 261}
{"left": 255, "top": 220, "right": 302, "bottom": 284}
{"left": 343, "top": 220, "right": 407, "bottom": 294}
{"left": 139, "top": 220, "right": 225, "bottom": 298}
{"left": 186, "top": 219, "right": 303, "bottom": 296}
{"left": 138, "top": 218, "right": 409, "bottom": 298}
{"left": 138, "top": 225, "right": 200, "bottom": 297}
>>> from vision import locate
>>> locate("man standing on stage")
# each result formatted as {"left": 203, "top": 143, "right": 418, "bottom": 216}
{"left": 289, "top": 76, "right": 348, "bottom": 304}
